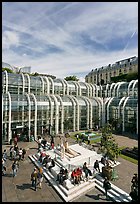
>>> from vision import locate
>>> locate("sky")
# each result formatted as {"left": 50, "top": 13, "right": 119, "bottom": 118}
{"left": 2, "top": 2, "right": 138, "bottom": 82}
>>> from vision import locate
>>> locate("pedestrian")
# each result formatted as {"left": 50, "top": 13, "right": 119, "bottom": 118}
{"left": 129, "top": 186, "right": 138, "bottom": 202}
{"left": 2, "top": 149, "right": 7, "bottom": 162}
{"left": 87, "top": 135, "right": 90, "bottom": 145}
{"left": 94, "top": 160, "right": 100, "bottom": 172}
{"left": 2, "top": 158, "right": 6, "bottom": 176}
{"left": 103, "top": 177, "right": 111, "bottom": 198}
{"left": 131, "top": 173, "right": 138, "bottom": 191}
{"left": 14, "top": 144, "right": 19, "bottom": 156}
{"left": 9, "top": 146, "right": 14, "bottom": 160}
{"left": 48, "top": 158, "right": 55, "bottom": 171}
{"left": 31, "top": 168, "right": 38, "bottom": 191}
{"left": 22, "top": 148, "right": 26, "bottom": 160}
{"left": 18, "top": 148, "right": 23, "bottom": 161}
{"left": 13, "top": 149, "right": 17, "bottom": 160}
{"left": 37, "top": 167, "right": 44, "bottom": 189}
{"left": 14, "top": 136, "right": 18, "bottom": 145}
{"left": 76, "top": 134, "right": 79, "bottom": 142}
{"left": 50, "top": 136, "right": 54, "bottom": 148}
{"left": 38, "top": 136, "right": 42, "bottom": 150}
{"left": 12, "top": 160, "right": 19, "bottom": 177}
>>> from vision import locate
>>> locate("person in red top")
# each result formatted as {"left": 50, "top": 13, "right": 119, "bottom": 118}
{"left": 71, "top": 169, "right": 78, "bottom": 185}
{"left": 76, "top": 167, "right": 82, "bottom": 183}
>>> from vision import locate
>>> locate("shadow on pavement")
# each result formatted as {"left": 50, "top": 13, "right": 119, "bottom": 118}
{"left": 85, "top": 193, "right": 108, "bottom": 201}
{"left": 3, "top": 173, "right": 13, "bottom": 177}
{"left": 16, "top": 183, "right": 32, "bottom": 190}
{"left": 29, "top": 147, "right": 37, "bottom": 150}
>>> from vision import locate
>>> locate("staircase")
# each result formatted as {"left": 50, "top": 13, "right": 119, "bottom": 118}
{"left": 95, "top": 174, "right": 132, "bottom": 202}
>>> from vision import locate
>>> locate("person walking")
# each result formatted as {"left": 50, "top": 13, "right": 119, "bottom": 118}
{"left": 31, "top": 168, "right": 38, "bottom": 191}
{"left": 22, "top": 148, "right": 26, "bottom": 160}
{"left": 37, "top": 167, "right": 44, "bottom": 189}
{"left": 103, "top": 177, "right": 111, "bottom": 199}
{"left": 131, "top": 173, "right": 138, "bottom": 191}
{"left": 2, "top": 149, "right": 7, "bottom": 162}
{"left": 9, "top": 146, "right": 14, "bottom": 160}
{"left": 18, "top": 148, "right": 23, "bottom": 161}
{"left": 76, "top": 134, "right": 79, "bottom": 142}
{"left": 12, "top": 160, "right": 19, "bottom": 177}
{"left": 2, "top": 158, "right": 6, "bottom": 176}
{"left": 87, "top": 135, "right": 90, "bottom": 145}
{"left": 50, "top": 136, "right": 54, "bottom": 149}
{"left": 94, "top": 160, "right": 100, "bottom": 172}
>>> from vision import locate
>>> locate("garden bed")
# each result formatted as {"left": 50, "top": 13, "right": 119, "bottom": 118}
{"left": 121, "top": 147, "right": 138, "bottom": 160}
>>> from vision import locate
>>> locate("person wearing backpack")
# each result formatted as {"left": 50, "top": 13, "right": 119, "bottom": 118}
{"left": 103, "top": 177, "right": 111, "bottom": 199}
{"left": 37, "top": 168, "right": 43, "bottom": 189}
{"left": 31, "top": 168, "right": 38, "bottom": 191}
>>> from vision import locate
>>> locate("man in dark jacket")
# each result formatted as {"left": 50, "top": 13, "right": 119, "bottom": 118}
{"left": 103, "top": 177, "right": 111, "bottom": 198}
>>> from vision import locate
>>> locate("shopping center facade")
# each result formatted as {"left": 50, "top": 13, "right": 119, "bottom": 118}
{"left": 2, "top": 71, "right": 138, "bottom": 143}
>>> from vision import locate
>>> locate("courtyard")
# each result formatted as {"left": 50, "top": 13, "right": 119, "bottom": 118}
{"left": 2, "top": 133, "right": 138, "bottom": 202}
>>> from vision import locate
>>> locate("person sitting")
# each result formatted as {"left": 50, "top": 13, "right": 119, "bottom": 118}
{"left": 62, "top": 168, "right": 68, "bottom": 182}
{"left": 94, "top": 160, "right": 100, "bottom": 172}
{"left": 76, "top": 167, "right": 82, "bottom": 183}
{"left": 42, "top": 155, "right": 51, "bottom": 167}
{"left": 101, "top": 156, "right": 106, "bottom": 166}
{"left": 56, "top": 167, "right": 65, "bottom": 184}
{"left": 42, "top": 138, "right": 47, "bottom": 148}
{"left": 71, "top": 169, "right": 79, "bottom": 185}
{"left": 48, "top": 158, "right": 55, "bottom": 171}
{"left": 83, "top": 162, "right": 92, "bottom": 180}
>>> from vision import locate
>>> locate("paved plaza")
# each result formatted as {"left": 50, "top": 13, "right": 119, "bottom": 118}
{"left": 2, "top": 134, "right": 138, "bottom": 202}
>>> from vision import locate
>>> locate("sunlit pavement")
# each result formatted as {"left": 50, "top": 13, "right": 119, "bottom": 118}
{"left": 2, "top": 134, "right": 138, "bottom": 202}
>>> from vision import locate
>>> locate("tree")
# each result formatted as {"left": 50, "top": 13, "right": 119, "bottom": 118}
{"left": 2, "top": 68, "right": 13, "bottom": 73}
{"left": 100, "top": 124, "right": 120, "bottom": 161}
{"left": 64, "top": 75, "right": 79, "bottom": 81}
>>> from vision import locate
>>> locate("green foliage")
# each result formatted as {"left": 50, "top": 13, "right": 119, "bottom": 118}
{"left": 111, "top": 74, "right": 127, "bottom": 83}
{"left": 2, "top": 67, "right": 13, "bottom": 73}
{"left": 64, "top": 75, "right": 79, "bottom": 81}
{"left": 125, "top": 72, "right": 138, "bottom": 82}
{"left": 100, "top": 124, "right": 120, "bottom": 161}
{"left": 119, "top": 154, "right": 138, "bottom": 165}
{"left": 111, "top": 72, "right": 138, "bottom": 83}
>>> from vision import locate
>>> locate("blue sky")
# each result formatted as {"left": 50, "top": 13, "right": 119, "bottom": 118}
{"left": 2, "top": 2, "right": 138, "bottom": 81}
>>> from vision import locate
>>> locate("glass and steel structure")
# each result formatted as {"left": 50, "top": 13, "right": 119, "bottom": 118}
{"left": 2, "top": 71, "right": 138, "bottom": 143}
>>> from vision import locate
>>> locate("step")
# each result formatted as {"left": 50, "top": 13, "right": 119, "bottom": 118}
{"left": 96, "top": 174, "right": 132, "bottom": 202}
{"left": 95, "top": 179, "right": 128, "bottom": 202}
{"left": 29, "top": 154, "right": 96, "bottom": 202}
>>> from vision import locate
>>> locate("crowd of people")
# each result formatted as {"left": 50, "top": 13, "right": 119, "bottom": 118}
{"left": 2, "top": 133, "right": 137, "bottom": 202}
{"left": 2, "top": 138, "right": 27, "bottom": 178}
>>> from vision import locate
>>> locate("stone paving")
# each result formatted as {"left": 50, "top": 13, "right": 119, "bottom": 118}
{"left": 2, "top": 134, "right": 138, "bottom": 202}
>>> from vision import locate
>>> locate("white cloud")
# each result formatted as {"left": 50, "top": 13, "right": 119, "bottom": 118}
{"left": 2, "top": 2, "right": 138, "bottom": 81}
{"left": 2, "top": 30, "right": 19, "bottom": 49}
